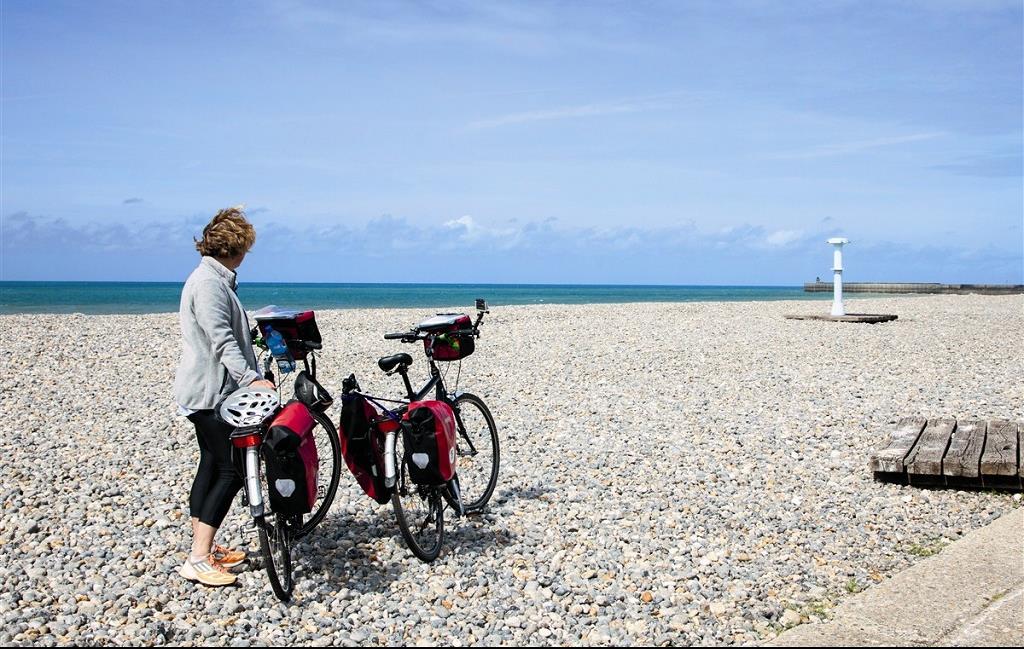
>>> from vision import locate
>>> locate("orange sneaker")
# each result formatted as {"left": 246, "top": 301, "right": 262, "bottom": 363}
{"left": 211, "top": 543, "right": 247, "bottom": 568}
{"left": 179, "top": 556, "right": 237, "bottom": 586}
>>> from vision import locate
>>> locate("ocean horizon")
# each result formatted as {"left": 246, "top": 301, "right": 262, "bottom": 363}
{"left": 0, "top": 281, "right": 835, "bottom": 315}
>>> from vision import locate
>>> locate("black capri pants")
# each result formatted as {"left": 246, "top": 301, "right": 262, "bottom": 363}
{"left": 188, "top": 410, "right": 242, "bottom": 528}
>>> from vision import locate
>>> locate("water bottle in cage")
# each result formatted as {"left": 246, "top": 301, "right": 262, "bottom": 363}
{"left": 266, "top": 328, "right": 296, "bottom": 374}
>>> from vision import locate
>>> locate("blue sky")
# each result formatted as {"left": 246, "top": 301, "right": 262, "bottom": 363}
{"left": 2, "top": 0, "right": 1021, "bottom": 284}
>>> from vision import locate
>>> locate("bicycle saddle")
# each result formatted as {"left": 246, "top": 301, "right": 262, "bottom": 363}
{"left": 378, "top": 353, "right": 413, "bottom": 373}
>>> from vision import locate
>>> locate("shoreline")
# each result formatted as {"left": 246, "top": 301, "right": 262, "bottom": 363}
{"left": 0, "top": 283, "right": 842, "bottom": 316}
{"left": 0, "top": 290, "right": 977, "bottom": 317}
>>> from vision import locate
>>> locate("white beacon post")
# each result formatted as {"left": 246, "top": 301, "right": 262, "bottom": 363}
{"left": 828, "top": 237, "right": 849, "bottom": 316}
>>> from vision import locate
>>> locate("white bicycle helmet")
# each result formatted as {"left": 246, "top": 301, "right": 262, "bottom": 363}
{"left": 218, "top": 387, "right": 280, "bottom": 427}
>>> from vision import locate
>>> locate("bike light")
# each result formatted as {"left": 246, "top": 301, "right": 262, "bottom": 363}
{"left": 231, "top": 431, "right": 262, "bottom": 448}
{"left": 375, "top": 418, "right": 400, "bottom": 433}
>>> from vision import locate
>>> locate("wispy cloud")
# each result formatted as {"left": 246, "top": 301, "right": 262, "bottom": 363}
{"left": 764, "top": 132, "right": 945, "bottom": 160}
{"left": 265, "top": 0, "right": 647, "bottom": 56}
{"left": 764, "top": 229, "right": 805, "bottom": 248}
{"left": 122, "top": 198, "right": 144, "bottom": 205}
{"left": 932, "top": 152, "right": 1023, "bottom": 178}
{"left": 465, "top": 92, "right": 685, "bottom": 130}
{"left": 0, "top": 93, "right": 65, "bottom": 103}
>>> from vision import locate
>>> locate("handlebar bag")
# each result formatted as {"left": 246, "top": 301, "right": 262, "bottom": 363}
{"left": 255, "top": 309, "right": 322, "bottom": 360}
{"left": 264, "top": 401, "right": 319, "bottom": 515}
{"left": 402, "top": 400, "right": 457, "bottom": 485}
{"left": 417, "top": 314, "right": 474, "bottom": 361}
{"left": 339, "top": 393, "right": 391, "bottom": 504}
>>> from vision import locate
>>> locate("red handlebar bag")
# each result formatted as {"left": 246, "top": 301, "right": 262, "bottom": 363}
{"left": 256, "top": 310, "right": 322, "bottom": 360}
{"left": 264, "top": 401, "right": 320, "bottom": 514}
{"left": 402, "top": 400, "right": 457, "bottom": 485}
{"left": 339, "top": 394, "right": 391, "bottom": 504}
{"left": 423, "top": 314, "right": 475, "bottom": 361}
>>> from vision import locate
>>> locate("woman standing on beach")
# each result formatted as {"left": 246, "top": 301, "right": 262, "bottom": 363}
{"left": 173, "top": 206, "right": 274, "bottom": 587}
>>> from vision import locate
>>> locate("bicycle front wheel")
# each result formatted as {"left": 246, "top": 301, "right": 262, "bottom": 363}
{"left": 294, "top": 407, "right": 342, "bottom": 539}
{"left": 257, "top": 513, "right": 294, "bottom": 602}
{"left": 451, "top": 393, "right": 499, "bottom": 513}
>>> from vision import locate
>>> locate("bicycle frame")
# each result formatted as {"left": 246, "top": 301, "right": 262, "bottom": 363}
{"left": 352, "top": 353, "right": 483, "bottom": 493}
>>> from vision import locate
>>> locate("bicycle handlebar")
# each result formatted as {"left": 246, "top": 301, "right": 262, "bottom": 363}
{"left": 384, "top": 302, "right": 488, "bottom": 343}
{"left": 383, "top": 327, "right": 478, "bottom": 342}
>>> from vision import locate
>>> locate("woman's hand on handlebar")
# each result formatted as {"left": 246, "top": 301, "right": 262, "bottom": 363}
{"left": 250, "top": 379, "right": 276, "bottom": 390}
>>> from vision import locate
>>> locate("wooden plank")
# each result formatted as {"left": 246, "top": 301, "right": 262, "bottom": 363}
{"left": 784, "top": 314, "right": 898, "bottom": 323}
{"left": 942, "top": 420, "right": 987, "bottom": 478}
{"left": 870, "top": 417, "right": 927, "bottom": 473}
{"left": 906, "top": 419, "right": 956, "bottom": 476}
{"left": 1019, "top": 424, "right": 1024, "bottom": 479}
{"left": 981, "top": 420, "right": 1019, "bottom": 477}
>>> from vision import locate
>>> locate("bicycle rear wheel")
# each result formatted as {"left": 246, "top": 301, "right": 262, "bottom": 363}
{"left": 294, "top": 407, "right": 342, "bottom": 539}
{"left": 391, "top": 432, "right": 444, "bottom": 562}
{"left": 257, "top": 513, "right": 294, "bottom": 602}
{"left": 450, "top": 393, "right": 499, "bottom": 513}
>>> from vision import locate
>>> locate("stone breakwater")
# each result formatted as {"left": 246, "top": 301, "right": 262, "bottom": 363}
{"left": 1, "top": 295, "right": 1021, "bottom": 646}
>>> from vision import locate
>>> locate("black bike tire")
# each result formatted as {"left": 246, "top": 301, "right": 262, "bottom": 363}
{"left": 257, "top": 514, "right": 293, "bottom": 602}
{"left": 451, "top": 393, "right": 500, "bottom": 513}
{"left": 294, "top": 408, "right": 342, "bottom": 539}
{"left": 391, "top": 448, "right": 444, "bottom": 562}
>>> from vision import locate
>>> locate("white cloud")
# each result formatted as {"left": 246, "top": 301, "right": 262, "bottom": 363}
{"left": 465, "top": 92, "right": 687, "bottom": 130}
{"left": 467, "top": 101, "right": 652, "bottom": 130}
{"left": 764, "top": 229, "right": 804, "bottom": 247}
{"left": 444, "top": 214, "right": 478, "bottom": 232}
{"left": 764, "top": 132, "right": 945, "bottom": 160}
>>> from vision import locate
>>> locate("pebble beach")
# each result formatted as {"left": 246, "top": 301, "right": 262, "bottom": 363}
{"left": 1, "top": 294, "right": 1021, "bottom": 646}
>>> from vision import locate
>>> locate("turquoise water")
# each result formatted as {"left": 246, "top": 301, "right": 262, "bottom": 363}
{"left": 0, "top": 282, "right": 830, "bottom": 314}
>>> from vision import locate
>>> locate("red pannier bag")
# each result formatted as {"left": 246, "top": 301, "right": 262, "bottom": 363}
{"left": 402, "top": 400, "right": 457, "bottom": 485}
{"left": 417, "top": 314, "right": 474, "bottom": 361}
{"left": 339, "top": 393, "right": 391, "bottom": 504}
{"left": 264, "top": 401, "right": 320, "bottom": 514}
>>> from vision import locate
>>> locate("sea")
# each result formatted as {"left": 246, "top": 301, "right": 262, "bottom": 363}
{"left": 0, "top": 282, "right": 831, "bottom": 315}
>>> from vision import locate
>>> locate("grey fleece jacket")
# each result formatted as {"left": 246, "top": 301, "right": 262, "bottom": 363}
{"left": 173, "top": 256, "right": 261, "bottom": 410}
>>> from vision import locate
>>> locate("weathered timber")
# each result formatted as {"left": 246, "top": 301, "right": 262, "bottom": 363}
{"left": 905, "top": 419, "right": 956, "bottom": 480}
{"left": 871, "top": 418, "right": 1022, "bottom": 492}
{"left": 784, "top": 313, "right": 898, "bottom": 324}
{"left": 941, "top": 420, "right": 987, "bottom": 479}
{"left": 869, "top": 417, "right": 927, "bottom": 474}
{"left": 980, "top": 420, "right": 1019, "bottom": 477}
{"left": 1019, "top": 424, "right": 1024, "bottom": 479}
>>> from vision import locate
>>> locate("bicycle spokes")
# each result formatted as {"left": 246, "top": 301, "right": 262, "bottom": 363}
{"left": 454, "top": 413, "right": 480, "bottom": 455}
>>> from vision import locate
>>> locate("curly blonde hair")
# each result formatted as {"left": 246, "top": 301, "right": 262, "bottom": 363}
{"left": 195, "top": 206, "right": 256, "bottom": 258}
